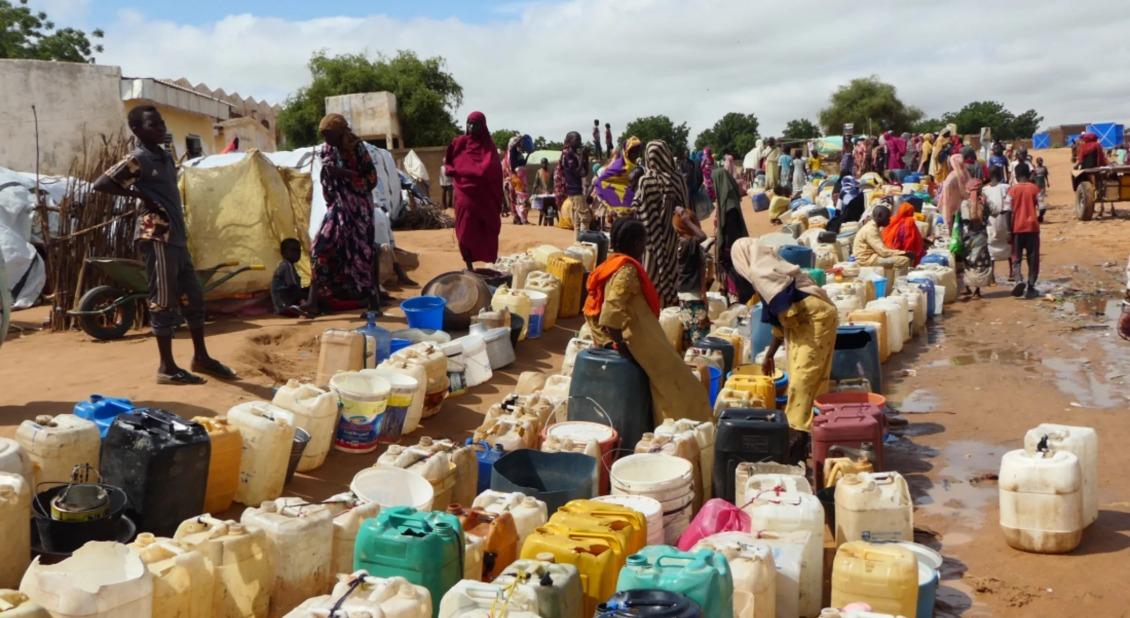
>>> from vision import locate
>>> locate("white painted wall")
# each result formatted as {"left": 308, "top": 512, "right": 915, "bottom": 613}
{"left": 0, "top": 60, "right": 126, "bottom": 175}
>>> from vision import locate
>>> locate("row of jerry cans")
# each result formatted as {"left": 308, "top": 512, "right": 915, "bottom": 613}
{"left": 17, "top": 492, "right": 380, "bottom": 618}
{"left": 375, "top": 436, "right": 479, "bottom": 508}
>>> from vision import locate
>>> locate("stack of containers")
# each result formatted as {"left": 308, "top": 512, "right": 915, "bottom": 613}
{"left": 742, "top": 488, "right": 824, "bottom": 617}
{"left": 610, "top": 454, "right": 696, "bottom": 544}
{"left": 654, "top": 419, "right": 716, "bottom": 502}
{"left": 691, "top": 533, "right": 776, "bottom": 618}
{"left": 519, "top": 499, "right": 645, "bottom": 617}
{"left": 636, "top": 432, "right": 703, "bottom": 511}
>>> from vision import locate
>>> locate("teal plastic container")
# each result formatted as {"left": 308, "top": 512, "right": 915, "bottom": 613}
{"left": 354, "top": 506, "right": 463, "bottom": 617}
{"left": 616, "top": 546, "right": 734, "bottom": 618}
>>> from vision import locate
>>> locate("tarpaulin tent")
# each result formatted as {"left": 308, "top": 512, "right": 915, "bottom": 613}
{"left": 179, "top": 149, "right": 313, "bottom": 299}
{"left": 0, "top": 167, "right": 48, "bottom": 308}
{"left": 1085, "top": 123, "right": 1125, "bottom": 148}
{"left": 1032, "top": 132, "right": 1051, "bottom": 150}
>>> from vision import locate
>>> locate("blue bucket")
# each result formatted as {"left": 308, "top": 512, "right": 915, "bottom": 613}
{"left": 401, "top": 296, "right": 446, "bottom": 330}
{"left": 872, "top": 275, "right": 888, "bottom": 298}
{"left": 389, "top": 338, "right": 412, "bottom": 354}
{"left": 707, "top": 366, "right": 723, "bottom": 409}
{"left": 776, "top": 394, "right": 788, "bottom": 410}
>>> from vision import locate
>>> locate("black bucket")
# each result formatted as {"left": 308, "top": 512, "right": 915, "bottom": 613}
{"left": 285, "top": 428, "right": 311, "bottom": 484}
{"left": 490, "top": 449, "right": 595, "bottom": 513}
{"left": 32, "top": 484, "right": 131, "bottom": 555}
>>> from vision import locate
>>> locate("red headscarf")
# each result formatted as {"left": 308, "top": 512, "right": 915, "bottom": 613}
{"left": 882, "top": 201, "right": 925, "bottom": 264}
{"left": 445, "top": 112, "right": 504, "bottom": 263}
{"left": 584, "top": 254, "right": 661, "bottom": 318}
{"left": 1076, "top": 132, "right": 1109, "bottom": 167}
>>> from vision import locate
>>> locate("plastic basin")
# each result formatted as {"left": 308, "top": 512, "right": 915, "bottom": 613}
{"left": 401, "top": 296, "right": 446, "bottom": 330}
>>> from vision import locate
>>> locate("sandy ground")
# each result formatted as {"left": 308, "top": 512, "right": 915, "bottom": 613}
{"left": 3, "top": 148, "right": 1129, "bottom": 616}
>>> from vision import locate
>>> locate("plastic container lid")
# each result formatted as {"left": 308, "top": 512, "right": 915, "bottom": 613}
{"left": 546, "top": 421, "right": 616, "bottom": 443}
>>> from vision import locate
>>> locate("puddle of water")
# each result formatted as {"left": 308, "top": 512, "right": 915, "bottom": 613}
{"left": 899, "top": 388, "right": 939, "bottom": 413}
{"left": 1063, "top": 292, "right": 1122, "bottom": 319}
{"left": 926, "top": 347, "right": 1040, "bottom": 368}
{"left": 916, "top": 440, "right": 1000, "bottom": 538}
{"left": 1042, "top": 356, "right": 1123, "bottom": 408}
{"left": 926, "top": 322, "right": 946, "bottom": 344}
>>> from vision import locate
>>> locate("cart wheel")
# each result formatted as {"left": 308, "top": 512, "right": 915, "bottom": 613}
{"left": 1076, "top": 181, "right": 1095, "bottom": 221}
{"left": 77, "top": 285, "right": 135, "bottom": 340}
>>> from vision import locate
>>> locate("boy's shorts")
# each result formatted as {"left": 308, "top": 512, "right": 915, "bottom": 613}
{"left": 139, "top": 240, "right": 205, "bottom": 337}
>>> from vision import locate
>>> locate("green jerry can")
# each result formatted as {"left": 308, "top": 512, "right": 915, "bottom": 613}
{"left": 354, "top": 506, "right": 464, "bottom": 617}
{"left": 615, "top": 545, "right": 734, "bottom": 618}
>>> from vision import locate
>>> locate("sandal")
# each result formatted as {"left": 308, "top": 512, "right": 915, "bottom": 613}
{"left": 191, "top": 358, "right": 237, "bottom": 380}
{"left": 157, "top": 369, "right": 206, "bottom": 385}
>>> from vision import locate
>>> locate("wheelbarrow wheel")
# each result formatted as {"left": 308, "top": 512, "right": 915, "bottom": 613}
{"left": 78, "top": 285, "right": 135, "bottom": 340}
{"left": 1076, "top": 181, "right": 1095, "bottom": 221}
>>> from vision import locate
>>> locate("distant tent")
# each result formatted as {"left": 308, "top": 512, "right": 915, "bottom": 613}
{"left": 1085, "top": 123, "right": 1125, "bottom": 148}
{"left": 1032, "top": 132, "right": 1051, "bottom": 150}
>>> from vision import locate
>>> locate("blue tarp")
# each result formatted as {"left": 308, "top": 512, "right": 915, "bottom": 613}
{"left": 1085, "top": 123, "right": 1124, "bottom": 148}
{"left": 1032, "top": 132, "right": 1051, "bottom": 149}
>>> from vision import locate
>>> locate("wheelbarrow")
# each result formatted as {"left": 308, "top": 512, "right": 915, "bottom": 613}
{"left": 69, "top": 257, "right": 265, "bottom": 341}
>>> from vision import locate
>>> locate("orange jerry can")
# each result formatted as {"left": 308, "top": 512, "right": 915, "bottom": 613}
{"left": 448, "top": 505, "right": 519, "bottom": 581}
{"left": 192, "top": 416, "right": 242, "bottom": 514}
{"left": 547, "top": 255, "right": 585, "bottom": 318}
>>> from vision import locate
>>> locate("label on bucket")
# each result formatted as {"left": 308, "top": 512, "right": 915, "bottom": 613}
{"left": 334, "top": 398, "right": 389, "bottom": 453}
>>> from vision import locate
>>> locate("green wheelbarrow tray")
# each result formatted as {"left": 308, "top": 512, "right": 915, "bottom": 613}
{"left": 68, "top": 257, "right": 265, "bottom": 340}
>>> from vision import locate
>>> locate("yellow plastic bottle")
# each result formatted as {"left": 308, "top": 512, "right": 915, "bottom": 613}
{"left": 830, "top": 541, "right": 918, "bottom": 617}
{"left": 192, "top": 417, "right": 242, "bottom": 515}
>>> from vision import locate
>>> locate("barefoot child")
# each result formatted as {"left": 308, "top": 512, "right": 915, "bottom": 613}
{"left": 271, "top": 238, "right": 308, "bottom": 316}
{"left": 93, "top": 105, "right": 235, "bottom": 384}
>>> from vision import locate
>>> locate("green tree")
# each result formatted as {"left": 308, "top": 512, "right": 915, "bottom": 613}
{"left": 0, "top": 0, "right": 103, "bottom": 62}
{"left": 532, "top": 136, "right": 563, "bottom": 151}
{"left": 818, "top": 76, "right": 923, "bottom": 135}
{"left": 620, "top": 115, "right": 690, "bottom": 155}
{"left": 695, "top": 112, "right": 760, "bottom": 156}
{"left": 491, "top": 129, "right": 520, "bottom": 151}
{"left": 782, "top": 118, "right": 821, "bottom": 140}
{"left": 278, "top": 50, "right": 463, "bottom": 148}
{"left": 942, "top": 100, "right": 1014, "bottom": 138}
{"left": 1009, "top": 109, "right": 1044, "bottom": 140}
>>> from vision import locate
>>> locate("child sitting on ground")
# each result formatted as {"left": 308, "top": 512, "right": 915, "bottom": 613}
{"left": 767, "top": 184, "right": 792, "bottom": 224}
{"left": 271, "top": 238, "right": 308, "bottom": 316}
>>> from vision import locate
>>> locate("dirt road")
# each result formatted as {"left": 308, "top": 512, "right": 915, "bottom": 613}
{"left": 3, "top": 147, "right": 1128, "bottom": 616}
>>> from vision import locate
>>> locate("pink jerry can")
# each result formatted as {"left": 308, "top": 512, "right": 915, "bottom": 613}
{"left": 676, "top": 498, "right": 751, "bottom": 550}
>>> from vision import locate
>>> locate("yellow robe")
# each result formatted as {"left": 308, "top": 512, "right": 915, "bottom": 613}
{"left": 587, "top": 265, "right": 712, "bottom": 425}
{"left": 773, "top": 295, "right": 838, "bottom": 431}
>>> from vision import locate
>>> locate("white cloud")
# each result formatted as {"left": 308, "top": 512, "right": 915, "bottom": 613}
{"left": 89, "top": 0, "right": 1130, "bottom": 146}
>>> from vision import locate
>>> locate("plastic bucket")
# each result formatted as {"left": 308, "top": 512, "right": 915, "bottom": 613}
{"left": 483, "top": 327, "right": 516, "bottom": 370}
{"left": 369, "top": 370, "right": 418, "bottom": 442}
{"left": 707, "top": 367, "right": 723, "bottom": 409}
{"left": 401, "top": 296, "right": 447, "bottom": 330}
{"left": 611, "top": 454, "right": 695, "bottom": 509}
{"left": 350, "top": 467, "right": 434, "bottom": 510}
{"left": 775, "top": 395, "right": 788, "bottom": 410}
{"left": 284, "top": 428, "right": 310, "bottom": 484}
{"left": 330, "top": 371, "right": 392, "bottom": 454}
{"left": 544, "top": 421, "right": 620, "bottom": 494}
{"left": 525, "top": 290, "right": 548, "bottom": 339}
{"left": 490, "top": 449, "right": 596, "bottom": 513}
{"left": 390, "top": 338, "right": 412, "bottom": 354}
{"left": 891, "top": 541, "right": 943, "bottom": 618}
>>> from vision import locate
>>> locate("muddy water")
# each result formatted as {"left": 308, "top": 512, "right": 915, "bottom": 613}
{"left": 915, "top": 440, "right": 1001, "bottom": 539}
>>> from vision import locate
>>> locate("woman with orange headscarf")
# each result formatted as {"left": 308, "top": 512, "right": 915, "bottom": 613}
{"left": 584, "top": 217, "right": 711, "bottom": 425}
{"left": 882, "top": 200, "right": 925, "bottom": 264}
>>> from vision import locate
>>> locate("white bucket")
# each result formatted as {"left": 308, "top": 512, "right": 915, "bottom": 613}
{"left": 331, "top": 371, "right": 392, "bottom": 454}
{"left": 610, "top": 454, "right": 695, "bottom": 543}
{"left": 350, "top": 467, "right": 434, "bottom": 511}
{"left": 546, "top": 421, "right": 615, "bottom": 444}
{"left": 364, "top": 369, "right": 418, "bottom": 443}
{"left": 454, "top": 333, "right": 493, "bottom": 387}
{"left": 593, "top": 494, "right": 664, "bottom": 546}
{"left": 483, "top": 327, "right": 516, "bottom": 370}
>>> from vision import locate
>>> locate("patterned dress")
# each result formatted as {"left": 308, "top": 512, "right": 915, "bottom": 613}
{"left": 633, "top": 141, "right": 686, "bottom": 308}
{"left": 312, "top": 141, "right": 378, "bottom": 300}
